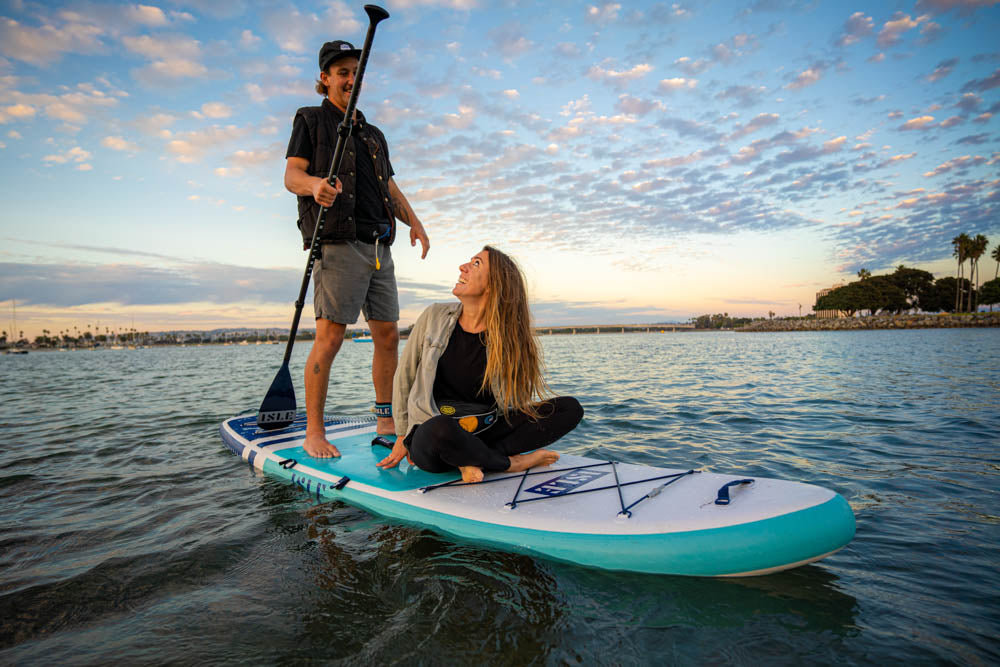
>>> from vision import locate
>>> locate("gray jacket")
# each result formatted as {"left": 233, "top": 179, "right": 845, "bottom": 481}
{"left": 393, "top": 302, "right": 463, "bottom": 439}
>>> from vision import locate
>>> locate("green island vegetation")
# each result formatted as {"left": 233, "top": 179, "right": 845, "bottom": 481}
{"left": 815, "top": 233, "right": 999, "bottom": 316}
{"left": 690, "top": 234, "right": 1000, "bottom": 331}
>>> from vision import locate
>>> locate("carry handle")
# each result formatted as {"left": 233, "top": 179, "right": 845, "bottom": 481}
{"left": 715, "top": 479, "right": 754, "bottom": 505}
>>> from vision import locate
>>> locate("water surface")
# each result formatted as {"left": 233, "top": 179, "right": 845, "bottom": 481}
{"left": 1, "top": 329, "right": 998, "bottom": 664}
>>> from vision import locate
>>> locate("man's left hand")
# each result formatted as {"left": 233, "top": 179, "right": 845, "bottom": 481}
{"left": 410, "top": 222, "right": 430, "bottom": 259}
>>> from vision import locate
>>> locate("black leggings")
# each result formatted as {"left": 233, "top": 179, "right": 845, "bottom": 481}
{"left": 406, "top": 396, "right": 583, "bottom": 473}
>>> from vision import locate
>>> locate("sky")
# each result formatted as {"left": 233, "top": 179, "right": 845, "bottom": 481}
{"left": 1, "top": 0, "right": 999, "bottom": 339}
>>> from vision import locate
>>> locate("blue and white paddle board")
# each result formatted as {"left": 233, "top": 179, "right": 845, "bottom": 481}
{"left": 220, "top": 413, "right": 855, "bottom": 577}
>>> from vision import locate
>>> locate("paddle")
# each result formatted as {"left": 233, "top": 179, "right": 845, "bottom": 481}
{"left": 257, "top": 4, "right": 391, "bottom": 430}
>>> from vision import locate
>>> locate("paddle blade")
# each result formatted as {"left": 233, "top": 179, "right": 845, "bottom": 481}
{"left": 257, "top": 363, "right": 297, "bottom": 430}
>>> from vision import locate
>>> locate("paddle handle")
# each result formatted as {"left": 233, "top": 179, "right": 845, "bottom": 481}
{"left": 281, "top": 5, "right": 390, "bottom": 366}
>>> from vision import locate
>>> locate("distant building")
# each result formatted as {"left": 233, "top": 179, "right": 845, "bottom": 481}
{"left": 815, "top": 283, "right": 847, "bottom": 318}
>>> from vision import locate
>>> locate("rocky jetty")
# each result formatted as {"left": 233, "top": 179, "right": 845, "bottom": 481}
{"left": 738, "top": 312, "right": 1000, "bottom": 332}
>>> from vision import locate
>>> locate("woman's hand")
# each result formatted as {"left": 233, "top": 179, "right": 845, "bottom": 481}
{"left": 377, "top": 440, "right": 412, "bottom": 469}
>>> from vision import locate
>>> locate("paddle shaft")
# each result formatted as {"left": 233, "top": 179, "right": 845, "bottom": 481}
{"left": 281, "top": 4, "right": 390, "bottom": 366}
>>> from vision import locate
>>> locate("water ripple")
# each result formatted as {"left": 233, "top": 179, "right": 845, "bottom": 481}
{"left": 0, "top": 330, "right": 998, "bottom": 664}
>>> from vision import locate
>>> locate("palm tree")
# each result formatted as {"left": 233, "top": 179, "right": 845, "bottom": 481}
{"left": 952, "top": 233, "right": 970, "bottom": 311}
{"left": 992, "top": 243, "right": 1000, "bottom": 280}
{"left": 857, "top": 268, "right": 871, "bottom": 280}
{"left": 969, "top": 234, "right": 989, "bottom": 312}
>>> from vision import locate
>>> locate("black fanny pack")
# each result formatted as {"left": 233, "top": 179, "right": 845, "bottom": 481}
{"left": 437, "top": 400, "right": 498, "bottom": 435}
{"left": 355, "top": 221, "right": 391, "bottom": 244}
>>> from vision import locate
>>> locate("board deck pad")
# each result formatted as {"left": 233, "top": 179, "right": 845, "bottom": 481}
{"left": 220, "top": 412, "right": 856, "bottom": 576}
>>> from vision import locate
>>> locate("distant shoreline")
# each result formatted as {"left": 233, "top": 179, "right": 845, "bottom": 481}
{"left": 737, "top": 312, "right": 1000, "bottom": 332}
{"left": 7, "top": 314, "right": 1000, "bottom": 352}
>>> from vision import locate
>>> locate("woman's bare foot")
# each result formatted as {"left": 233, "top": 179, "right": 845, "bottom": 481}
{"left": 459, "top": 465, "right": 484, "bottom": 483}
{"left": 303, "top": 432, "right": 341, "bottom": 458}
{"left": 506, "top": 449, "right": 559, "bottom": 472}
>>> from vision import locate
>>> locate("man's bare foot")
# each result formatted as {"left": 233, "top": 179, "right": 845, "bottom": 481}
{"left": 303, "top": 432, "right": 341, "bottom": 458}
{"left": 506, "top": 450, "right": 559, "bottom": 472}
{"left": 459, "top": 465, "right": 484, "bottom": 483}
{"left": 377, "top": 415, "right": 395, "bottom": 435}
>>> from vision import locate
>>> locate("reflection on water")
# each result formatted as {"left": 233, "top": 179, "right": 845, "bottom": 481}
{"left": 1, "top": 329, "right": 998, "bottom": 663}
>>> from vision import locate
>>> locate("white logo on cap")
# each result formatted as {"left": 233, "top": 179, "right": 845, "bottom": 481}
{"left": 341, "top": 44, "right": 350, "bottom": 50}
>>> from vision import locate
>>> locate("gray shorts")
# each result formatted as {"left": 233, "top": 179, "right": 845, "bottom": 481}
{"left": 313, "top": 241, "right": 399, "bottom": 324}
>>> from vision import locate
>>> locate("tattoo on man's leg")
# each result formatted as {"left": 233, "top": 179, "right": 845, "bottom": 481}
{"left": 313, "top": 362, "right": 320, "bottom": 374}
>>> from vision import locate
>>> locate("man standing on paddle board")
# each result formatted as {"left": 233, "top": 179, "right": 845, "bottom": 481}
{"left": 285, "top": 39, "right": 430, "bottom": 458}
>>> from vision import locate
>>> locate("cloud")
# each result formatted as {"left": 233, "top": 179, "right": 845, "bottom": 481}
{"left": 836, "top": 11, "right": 873, "bottom": 46}
{"left": 955, "top": 92, "right": 981, "bottom": 113}
{"left": 786, "top": 65, "right": 822, "bottom": 89}
{"left": 899, "top": 115, "right": 935, "bottom": 130}
{"left": 138, "top": 58, "right": 207, "bottom": 80}
{"left": 915, "top": 0, "right": 1000, "bottom": 15}
{"left": 102, "top": 135, "right": 138, "bottom": 151}
{"left": 876, "top": 12, "right": 929, "bottom": 48}
{"left": 134, "top": 112, "right": 176, "bottom": 137}
{"left": 488, "top": 21, "right": 534, "bottom": 60}
{"left": 918, "top": 21, "right": 945, "bottom": 43}
{"left": 823, "top": 136, "right": 847, "bottom": 152}
{"left": 0, "top": 260, "right": 296, "bottom": 307}
{"left": 199, "top": 101, "right": 232, "bottom": 118}
{"left": 614, "top": 94, "right": 663, "bottom": 116}
{"left": 961, "top": 67, "right": 1000, "bottom": 92}
{"left": 2, "top": 103, "right": 35, "bottom": 119}
{"left": 2, "top": 82, "right": 122, "bottom": 125}
{"left": 123, "top": 33, "right": 209, "bottom": 83}
{"left": 673, "top": 56, "right": 711, "bottom": 76}
{"left": 0, "top": 16, "right": 104, "bottom": 66}
{"left": 715, "top": 84, "right": 768, "bottom": 107}
{"left": 126, "top": 4, "right": 169, "bottom": 27}
{"left": 642, "top": 147, "right": 718, "bottom": 170}
{"left": 121, "top": 33, "right": 200, "bottom": 60}
{"left": 926, "top": 57, "right": 959, "bottom": 82}
{"left": 263, "top": 1, "right": 363, "bottom": 55}
{"left": 882, "top": 152, "right": 917, "bottom": 166}
{"left": 585, "top": 3, "right": 622, "bottom": 24}
{"left": 655, "top": 77, "right": 697, "bottom": 94}
{"left": 43, "top": 146, "right": 91, "bottom": 164}
{"left": 554, "top": 42, "right": 582, "bottom": 59}
{"left": 655, "top": 116, "right": 724, "bottom": 142}
{"left": 955, "top": 133, "right": 990, "bottom": 145}
{"left": 165, "top": 124, "right": 252, "bottom": 163}
{"left": 239, "top": 29, "right": 261, "bottom": 49}
{"left": 586, "top": 61, "right": 653, "bottom": 89}
{"left": 727, "top": 113, "right": 780, "bottom": 140}
{"left": 387, "top": 0, "right": 480, "bottom": 8}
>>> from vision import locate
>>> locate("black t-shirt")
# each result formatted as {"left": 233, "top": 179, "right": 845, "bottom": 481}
{"left": 433, "top": 322, "right": 495, "bottom": 405}
{"left": 285, "top": 111, "right": 394, "bottom": 226}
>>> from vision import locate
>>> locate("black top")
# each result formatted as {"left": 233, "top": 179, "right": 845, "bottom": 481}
{"left": 433, "top": 322, "right": 495, "bottom": 405}
{"left": 285, "top": 110, "right": 393, "bottom": 227}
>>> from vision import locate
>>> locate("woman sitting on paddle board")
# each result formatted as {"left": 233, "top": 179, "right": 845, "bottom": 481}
{"left": 376, "top": 246, "right": 583, "bottom": 483}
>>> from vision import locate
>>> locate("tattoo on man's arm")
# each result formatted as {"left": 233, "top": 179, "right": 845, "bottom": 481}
{"left": 313, "top": 362, "right": 320, "bottom": 374}
{"left": 392, "top": 196, "right": 411, "bottom": 225}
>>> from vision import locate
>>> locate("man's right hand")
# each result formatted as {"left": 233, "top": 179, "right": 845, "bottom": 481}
{"left": 311, "top": 177, "right": 342, "bottom": 207}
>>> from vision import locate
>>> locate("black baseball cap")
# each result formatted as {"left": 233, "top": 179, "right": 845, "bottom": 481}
{"left": 319, "top": 40, "right": 361, "bottom": 71}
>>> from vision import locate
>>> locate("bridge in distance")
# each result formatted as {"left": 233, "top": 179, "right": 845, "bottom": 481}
{"left": 534, "top": 323, "right": 695, "bottom": 335}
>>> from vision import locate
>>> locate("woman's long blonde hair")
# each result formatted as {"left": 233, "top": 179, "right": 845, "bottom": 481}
{"left": 478, "top": 246, "right": 549, "bottom": 418}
